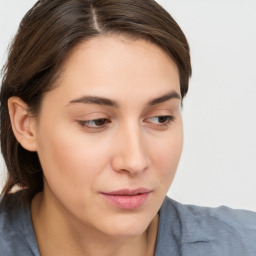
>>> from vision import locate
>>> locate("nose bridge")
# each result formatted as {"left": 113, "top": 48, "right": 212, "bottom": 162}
{"left": 113, "top": 120, "right": 149, "bottom": 174}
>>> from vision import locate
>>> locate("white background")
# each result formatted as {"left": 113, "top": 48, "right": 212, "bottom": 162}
{"left": 0, "top": 0, "right": 256, "bottom": 211}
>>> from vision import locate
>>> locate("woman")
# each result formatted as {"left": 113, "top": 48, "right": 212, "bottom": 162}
{"left": 0, "top": 0, "right": 255, "bottom": 255}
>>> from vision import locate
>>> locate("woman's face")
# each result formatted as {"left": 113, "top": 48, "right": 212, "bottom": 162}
{"left": 34, "top": 36, "right": 183, "bottom": 237}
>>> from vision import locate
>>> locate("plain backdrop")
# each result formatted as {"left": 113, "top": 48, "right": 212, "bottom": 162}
{"left": 0, "top": 0, "right": 256, "bottom": 211}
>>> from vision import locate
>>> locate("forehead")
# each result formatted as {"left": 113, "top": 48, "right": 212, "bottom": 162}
{"left": 52, "top": 35, "right": 180, "bottom": 104}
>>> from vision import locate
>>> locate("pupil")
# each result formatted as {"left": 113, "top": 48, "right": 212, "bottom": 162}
{"left": 158, "top": 116, "right": 167, "bottom": 123}
{"left": 95, "top": 119, "right": 105, "bottom": 126}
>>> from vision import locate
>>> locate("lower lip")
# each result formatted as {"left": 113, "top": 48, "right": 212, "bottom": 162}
{"left": 101, "top": 192, "right": 151, "bottom": 210}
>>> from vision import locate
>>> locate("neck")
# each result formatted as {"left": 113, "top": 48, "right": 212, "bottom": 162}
{"left": 31, "top": 191, "right": 158, "bottom": 256}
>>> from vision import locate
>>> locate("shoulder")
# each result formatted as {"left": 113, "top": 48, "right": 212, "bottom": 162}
{"left": 166, "top": 197, "right": 256, "bottom": 234}
{"left": 0, "top": 191, "right": 39, "bottom": 256}
{"left": 155, "top": 197, "right": 256, "bottom": 256}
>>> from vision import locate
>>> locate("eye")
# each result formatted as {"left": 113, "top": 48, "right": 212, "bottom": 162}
{"left": 150, "top": 116, "right": 173, "bottom": 124}
{"left": 145, "top": 115, "right": 174, "bottom": 127}
{"left": 78, "top": 118, "right": 110, "bottom": 129}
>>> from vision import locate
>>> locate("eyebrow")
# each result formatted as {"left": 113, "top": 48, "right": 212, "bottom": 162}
{"left": 148, "top": 91, "right": 181, "bottom": 106}
{"left": 68, "top": 96, "right": 119, "bottom": 107}
{"left": 67, "top": 91, "right": 181, "bottom": 107}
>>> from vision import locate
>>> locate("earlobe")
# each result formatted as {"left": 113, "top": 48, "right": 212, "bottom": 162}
{"left": 8, "top": 97, "right": 37, "bottom": 152}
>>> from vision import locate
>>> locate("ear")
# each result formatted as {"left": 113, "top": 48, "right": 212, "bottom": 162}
{"left": 8, "top": 97, "right": 37, "bottom": 152}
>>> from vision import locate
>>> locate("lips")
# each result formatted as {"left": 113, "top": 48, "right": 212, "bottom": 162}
{"left": 101, "top": 188, "right": 152, "bottom": 210}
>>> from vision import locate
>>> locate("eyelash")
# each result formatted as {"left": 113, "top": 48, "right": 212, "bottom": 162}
{"left": 146, "top": 115, "right": 174, "bottom": 127}
{"left": 77, "top": 118, "right": 110, "bottom": 129}
{"left": 77, "top": 115, "right": 174, "bottom": 130}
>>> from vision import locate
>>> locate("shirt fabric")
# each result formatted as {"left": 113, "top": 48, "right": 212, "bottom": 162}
{"left": 0, "top": 192, "right": 256, "bottom": 256}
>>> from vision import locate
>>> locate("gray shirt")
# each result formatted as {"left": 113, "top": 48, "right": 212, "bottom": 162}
{"left": 1, "top": 192, "right": 256, "bottom": 255}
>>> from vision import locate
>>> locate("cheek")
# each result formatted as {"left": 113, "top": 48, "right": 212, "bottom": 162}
{"left": 36, "top": 133, "right": 80, "bottom": 191}
{"left": 37, "top": 124, "right": 114, "bottom": 193}
{"left": 37, "top": 133, "right": 110, "bottom": 215}
{"left": 150, "top": 125, "right": 183, "bottom": 184}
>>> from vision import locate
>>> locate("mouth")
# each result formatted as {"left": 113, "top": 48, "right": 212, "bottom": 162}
{"left": 101, "top": 188, "right": 152, "bottom": 210}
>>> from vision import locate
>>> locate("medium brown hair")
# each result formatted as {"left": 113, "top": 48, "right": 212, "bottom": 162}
{"left": 0, "top": 0, "right": 191, "bottom": 203}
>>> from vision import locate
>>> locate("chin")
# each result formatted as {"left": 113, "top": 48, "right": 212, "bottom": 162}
{"left": 100, "top": 212, "right": 154, "bottom": 238}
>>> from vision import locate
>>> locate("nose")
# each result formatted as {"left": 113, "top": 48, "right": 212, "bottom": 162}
{"left": 111, "top": 124, "right": 150, "bottom": 175}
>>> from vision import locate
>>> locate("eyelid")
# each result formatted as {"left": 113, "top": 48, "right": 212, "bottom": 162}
{"left": 74, "top": 111, "right": 110, "bottom": 118}
{"left": 145, "top": 115, "right": 174, "bottom": 123}
{"left": 143, "top": 115, "right": 175, "bottom": 130}
{"left": 77, "top": 118, "right": 111, "bottom": 132}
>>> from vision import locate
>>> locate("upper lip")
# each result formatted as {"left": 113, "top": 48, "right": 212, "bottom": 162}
{"left": 102, "top": 188, "right": 152, "bottom": 196}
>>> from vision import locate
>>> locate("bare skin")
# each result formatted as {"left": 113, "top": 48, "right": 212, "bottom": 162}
{"left": 32, "top": 192, "right": 159, "bottom": 256}
{"left": 9, "top": 35, "right": 182, "bottom": 255}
